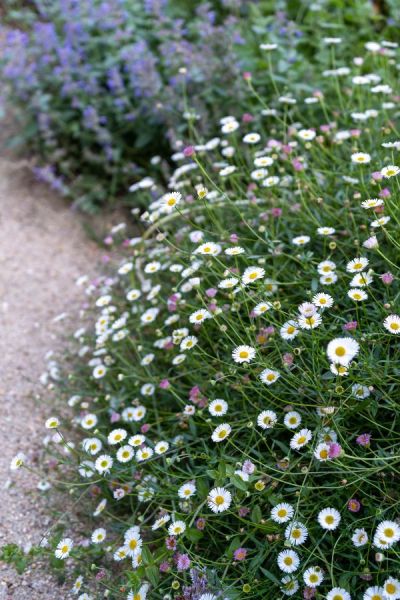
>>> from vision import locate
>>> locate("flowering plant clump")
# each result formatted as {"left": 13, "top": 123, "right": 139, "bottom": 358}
{"left": 12, "top": 33, "right": 400, "bottom": 600}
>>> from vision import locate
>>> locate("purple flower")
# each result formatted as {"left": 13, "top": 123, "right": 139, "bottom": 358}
{"left": 356, "top": 433, "right": 371, "bottom": 447}
{"left": 175, "top": 553, "right": 191, "bottom": 571}
{"left": 233, "top": 547, "right": 247, "bottom": 561}
{"left": 347, "top": 498, "right": 361, "bottom": 513}
{"left": 343, "top": 321, "right": 358, "bottom": 331}
{"left": 381, "top": 272, "right": 394, "bottom": 285}
{"left": 328, "top": 442, "right": 342, "bottom": 458}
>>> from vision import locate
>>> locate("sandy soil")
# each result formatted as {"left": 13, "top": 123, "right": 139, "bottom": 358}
{"left": 0, "top": 156, "right": 100, "bottom": 599}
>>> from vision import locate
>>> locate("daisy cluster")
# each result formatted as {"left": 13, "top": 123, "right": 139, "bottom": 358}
{"left": 12, "top": 36, "right": 400, "bottom": 600}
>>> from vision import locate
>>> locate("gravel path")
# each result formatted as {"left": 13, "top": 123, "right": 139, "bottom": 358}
{"left": 0, "top": 156, "right": 100, "bottom": 598}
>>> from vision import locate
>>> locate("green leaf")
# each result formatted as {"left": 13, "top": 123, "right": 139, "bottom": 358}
{"left": 230, "top": 474, "right": 248, "bottom": 492}
{"left": 250, "top": 505, "right": 262, "bottom": 524}
{"left": 145, "top": 565, "right": 160, "bottom": 587}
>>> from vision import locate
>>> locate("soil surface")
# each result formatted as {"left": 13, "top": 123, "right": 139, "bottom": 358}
{"left": 0, "top": 155, "right": 100, "bottom": 599}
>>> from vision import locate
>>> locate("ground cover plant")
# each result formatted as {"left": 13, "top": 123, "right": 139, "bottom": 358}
{"left": 10, "top": 20, "right": 400, "bottom": 600}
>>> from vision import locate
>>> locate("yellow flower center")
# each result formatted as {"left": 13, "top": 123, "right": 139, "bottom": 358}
{"left": 239, "top": 351, "right": 249, "bottom": 359}
{"left": 277, "top": 509, "right": 287, "bottom": 517}
{"left": 284, "top": 557, "right": 293, "bottom": 565}
{"left": 325, "top": 515, "right": 334, "bottom": 524}
{"left": 335, "top": 346, "right": 346, "bottom": 357}
{"left": 386, "top": 584, "right": 396, "bottom": 594}
{"left": 384, "top": 527, "right": 394, "bottom": 538}
{"left": 390, "top": 323, "right": 399, "bottom": 330}
{"left": 218, "top": 430, "right": 227, "bottom": 439}
{"left": 61, "top": 545, "right": 69, "bottom": 553}
{"left": 297, "top": 436, "right": 306, "bottom": 444}
{"left": 167, "top": 197, "right": 176, "bottom": 206}
{"left": 287, "top": 326, "right": 295, "bottom": 334}
{"left": 320, "top": 449, "right": 328, "bottom": 459}
{"left": 129, "top": 539, "right": 137, "bottom": 550}
{"left": 215, "top": 495, "right": 225, "bottom": 505}
{"left": 292, "top": 529, "right": 301, "bottom": 539}
{"left": 266, "top": 374, "right": 275, "bottom": 382}
{"left": 309, "top": 574, "right": 319, "bottom": 583}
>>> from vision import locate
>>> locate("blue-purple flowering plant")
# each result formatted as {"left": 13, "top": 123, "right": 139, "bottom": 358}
{"left": 1, "top": 0, "right": 247, "bottom": 211}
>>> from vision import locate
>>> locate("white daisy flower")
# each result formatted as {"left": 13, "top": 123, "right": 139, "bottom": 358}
{"left": 242, "top": 266, "right": 265, "bottom": 285}
{"left": 346, "top": 257, "right": 369, "bottom": 272}
{"left": 303, "top": 566, "right": 324, "bottom": 587}
{"left": 298, "top": 313, "right": 322, "bottom": 330}
{"left": 326, "top": 588, "right": 351, "bottom": 600}
{"left": 312, "top": 293, "right": 334, "bottom": 308}
{"left": 351, "top": 152, "right": 371, "bottom": 164}
{"left": 257, "top": 410, "right": 278, "bottom": 429}
{"left": 363, "top": 587, "right": 385, "bottom": 600}
{"left": 154, "top": 441, "right": 169, "bottom": 454}
{"left": 152, "top": 514, "right": 171, "bottom": 530}
{"left": 168, "top": 520, "right": 186, "bottom": 536}
{"left": 218, "top": 277, "right": 239, "bottom": 289}
{"left": 374, "top": 520, "right": 400, "bottom": 547}
{"left": 225, "top": 246, "right": 245, "bottom": 256}
{"left": 91, "top": 528, "right": 106, "bottom": 544}
{"left": 180, "top": 335, "right": 198, "bottom": 351}
{"left": 108, "top": 429, "right": 127, "bottom": 445}
{"left": 280, "top": 576, "right": 299, "bottom": 597}
{"left": 95, "top": 454, "right": 113, "bottom": 475}
{"left": 93, "top": 364, "right": 107, "bottom": 379}
{"left": 351, "top": 527, "right": 368, "bottom": 547}
{"left": 270, "top": 503, "right": 294, "bottom": 524}
{"left": 232, "top": 345, "right": 256, "bottom": 363}
{"left": 208, "top": 487, "right": 232, "bottom": 513}
{"left": 178, "top": 482, "right": 196, "bottom": 499}
{"left": 371, "top": 215, "right": 390, "bottom": 228}
{"left": 144, "top": 261, "right": 161, "bottom": 274}
{"left": 349, "top": 272, "right": 373, "bottom": 287}
{"left": 361, "top": 198, "right": 384, "bottom": 209}
{"left": 320, "top": 272, "right": 338, "bottom": 285}
{"left": 292, "top": 235, "right": 310, "bottom": 246}
{"left": 290, "top": 428, "right": 312, "bottom": 450}
{"left": 383, "top": 577, "right": 400, "bottom": 599}
{"left": 161, "top": 191, "right": 182, "bottom": 211}
{"left": 189, "top": 309, "right": 211, "bottom": 324}
{"left": 348, "top": 288, "right": 368, "bottom": 302}
{"left": 298, "top": 129, "right": 316, "bottom": 140}
{"left": 317, "top": 226, "right": 335, "bottom": 236}
{"left": 314, "top": 443, "right": 331, "bottom": 461}
{"left": 195, "top": 242, "right": 221, "bottom": 256}
{"left": 280, "top": 321, "right": 299, "bottom": 340}
{"left": 259, "top": 368, "right": 280, "bottom": 385}
{"left": 243, "top": 132, "right": 261, "bottom": 144}
{"left": 253, "top": 301, "right": 272, "bottom": 315}
{"left": 381, "top": 165, "right": 400, "bottom": 178}
{"left": 55, "top": 538, "right": 73, "bottom": 559}
{"left": 45, "top": 417, "right": 60, "bottom": 429}
{"left": 277, "top": 549, "right": 300, "bottom": 573}
{"left": 211, "top": 423, "right": 232, "bottom": 443}
{"left": 136, "top": 446, "right": 154, "bottom": 462}
{"left": 285, "top": 521, "right": 308, "bottom": 546}
{"left": 317, "top": 507, "right": 341, "bottom": 530}
{"left": 326, "top": 337, "right": 360, "bottom": 365}
{"left": 116, "top": 445, "right": 134, "bottom": 463}
{"left": 284, "top": 411, "right": 302, "bottom": 429}
{"left": 383, "top": 314, "right": 400, "bottom": 334}
{"left": 209, "top": 399, "right": 228, "bottom": 417}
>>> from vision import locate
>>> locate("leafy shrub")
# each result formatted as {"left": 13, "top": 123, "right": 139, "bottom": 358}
{"left": 1, "top": 0, "right": 248, "bottom": 210}
{"left": 11, "top": 29, "right": 400, "bottom": 600}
